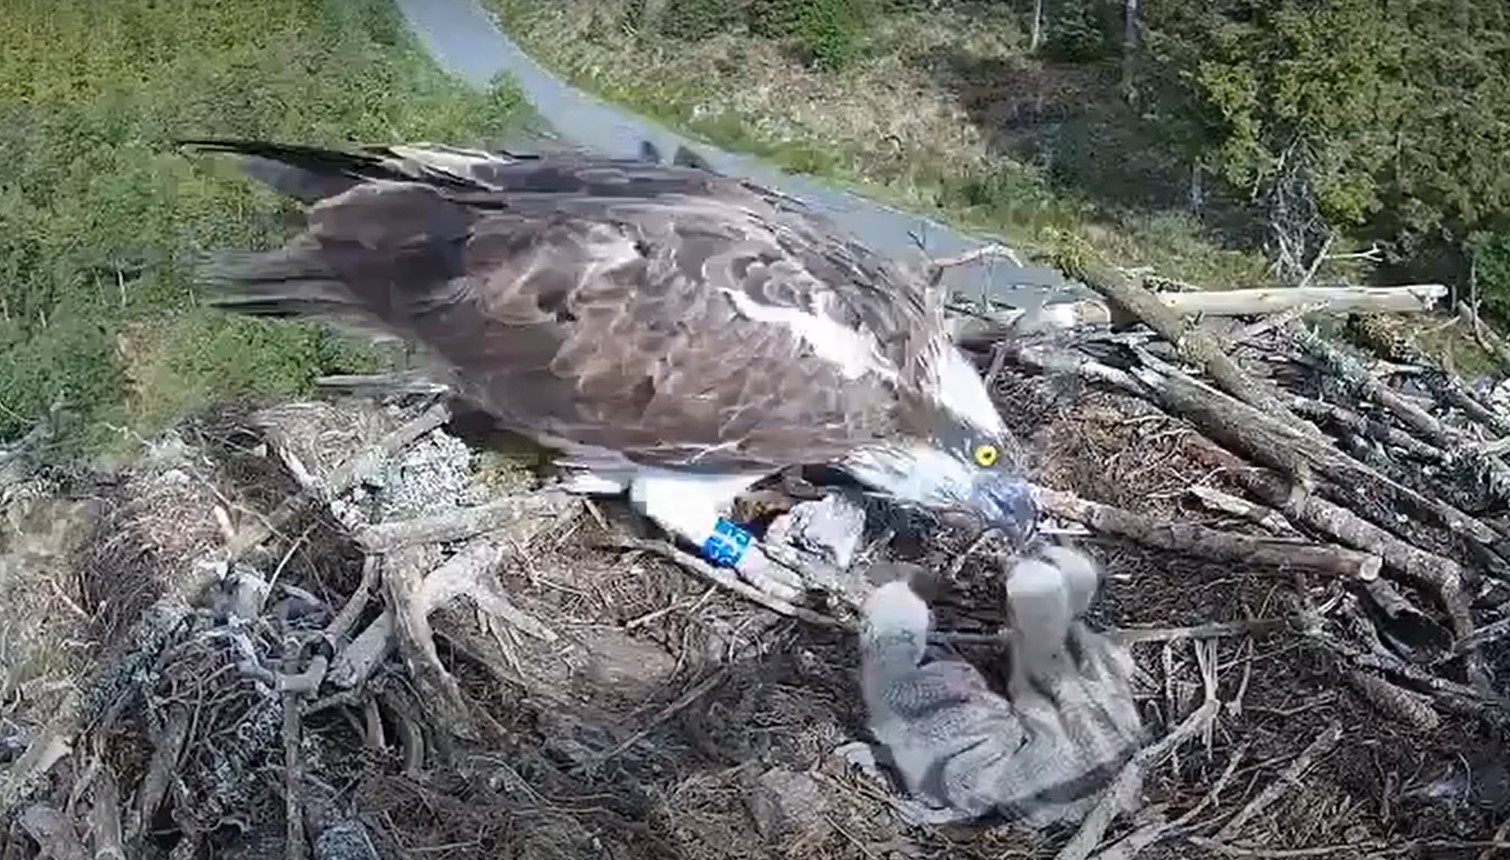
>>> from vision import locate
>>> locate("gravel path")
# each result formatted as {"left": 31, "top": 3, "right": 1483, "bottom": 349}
{"left": 392, "top": 0, "right": 1077, "bottom": 305}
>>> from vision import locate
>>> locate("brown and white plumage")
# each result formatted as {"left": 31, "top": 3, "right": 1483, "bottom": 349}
{"left": 183, "top": 138, "right": 1039, "bottom": 599}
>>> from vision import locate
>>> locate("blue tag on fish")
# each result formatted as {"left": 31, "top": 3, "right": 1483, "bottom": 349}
{"left": 702, "top": 518, "right": 753, "bottom": 568}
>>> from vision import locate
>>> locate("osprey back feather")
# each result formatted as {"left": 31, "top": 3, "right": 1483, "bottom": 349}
{"left": 183, "top": 138, "right": 1041, "bottom": 576}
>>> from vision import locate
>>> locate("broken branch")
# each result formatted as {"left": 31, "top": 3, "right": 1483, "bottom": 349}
{"left": 1036, "top": 487, "right": 1382, "bottom": 580}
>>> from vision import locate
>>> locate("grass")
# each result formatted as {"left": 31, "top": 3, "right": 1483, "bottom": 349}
{"left": 0, "top": 0, "right": 534, "bottom": 462}
{"left": 480, "top": 0, "right": 1271, "bottom": 290}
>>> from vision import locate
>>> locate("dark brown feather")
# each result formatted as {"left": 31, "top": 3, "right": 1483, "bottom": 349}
{"left": 188, "top": 140, "right": 946, "bottom": 472}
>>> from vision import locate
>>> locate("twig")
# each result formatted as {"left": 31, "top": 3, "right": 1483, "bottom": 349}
{"left": 326, "top": 555, "right": 380, "bottom": 648}
{"left": 1215, "top": 721, "right": 1342, "bottom": 842}
{"left": 930, "top": 616, "right": 1296, "bottom": 648}
{"left": 354, "top": 490, "right": 579, "bottom": 553}
{"left": 1055, "top": 697, "right": 1222, "bottom": 860}
{"left": 1037, "top": 487, "right": 1382, "bottom": 580}
{"left": 282, "top": 637, "right": 309, "bottom": 860}
{"left": 86, "top": 762, "right": 124, "bottom": 860}
{"left": 1091, "top": 742, "right": 1249, "bottom": 860}
{"left": 1185, "top": 485, "right": 1298, "bottom": 534}
{"left": 931, "top": 242, "right": 1025, "bottom": 271}
{"left": 227, "top": 401, "right": 453, "bottom": 558}
{"left": 612, "top": 538, "right": 848, "bottom": 630}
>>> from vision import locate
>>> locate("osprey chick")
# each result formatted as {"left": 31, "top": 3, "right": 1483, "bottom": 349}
{"left": 854, "top": 547, "right": 1143, "bottom": 828}
{"left": 181, "top": 138, "right": 1039, "bottom": 603}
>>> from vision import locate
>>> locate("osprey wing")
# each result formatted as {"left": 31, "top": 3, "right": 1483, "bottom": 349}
{"left": 192, "top": 141, "right": 943, "bottom": 472}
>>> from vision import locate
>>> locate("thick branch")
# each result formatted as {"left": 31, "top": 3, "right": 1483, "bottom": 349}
{"left": 1159, "top": 284, "right": 1446, "bottom": 317}
{"left": 1036, "top": 488, "right": 1381, "bottom": 580}
{"left": 1043, "top": 237, "right": 1319, "bottom": 436}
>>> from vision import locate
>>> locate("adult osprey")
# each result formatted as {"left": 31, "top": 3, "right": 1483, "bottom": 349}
{"left": 181, "top": 138, "right": 1039, "bottom": 602}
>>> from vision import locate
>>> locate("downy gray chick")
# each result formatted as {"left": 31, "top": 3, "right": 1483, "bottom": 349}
{"left": 851, "top": 545, "right": 1144, "bottom": 829}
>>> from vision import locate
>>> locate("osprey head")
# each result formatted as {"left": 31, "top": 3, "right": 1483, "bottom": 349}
{"left": 841, "top": 338, "right": 1040, "bottom": 546}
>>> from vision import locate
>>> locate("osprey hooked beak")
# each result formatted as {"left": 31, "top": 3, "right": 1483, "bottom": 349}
{"left": 969, "top": 470, "right": 1040, "bottom": 547}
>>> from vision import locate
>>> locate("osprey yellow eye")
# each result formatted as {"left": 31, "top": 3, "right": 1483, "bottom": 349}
{"left": 973, "top": 444, "right": 1000, "bottom": 467}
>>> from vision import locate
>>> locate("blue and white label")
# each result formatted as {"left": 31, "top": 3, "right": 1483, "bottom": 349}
{"left": 702, "top": 518, "right": 753, "bottom": 568}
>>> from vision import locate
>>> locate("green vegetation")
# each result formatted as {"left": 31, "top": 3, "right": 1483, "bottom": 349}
{"left": 485, "top": 0, "right": 1273, "bottom": 291}
{"left": 0, "top": 0, "right": 531, "bottom": 460}
{"left": 483, "top": 0, "right": 1510, "bottom": 345}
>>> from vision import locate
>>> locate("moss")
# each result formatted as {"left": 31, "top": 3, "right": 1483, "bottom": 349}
{"left": 0, "top": 0, "right": 533, "bottom": 459}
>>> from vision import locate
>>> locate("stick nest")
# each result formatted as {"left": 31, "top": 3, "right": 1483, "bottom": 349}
{"left": 1, "top": 300, "right": 1510, "bottom": 860}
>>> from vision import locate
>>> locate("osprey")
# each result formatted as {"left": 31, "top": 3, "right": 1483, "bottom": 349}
{"left": 181, "top": 138, "right": 1039, "bottom": 602}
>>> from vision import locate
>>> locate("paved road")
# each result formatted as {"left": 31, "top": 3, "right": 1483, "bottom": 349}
{"left": 391, "top": 0, "right": 1077, "bottom": 306}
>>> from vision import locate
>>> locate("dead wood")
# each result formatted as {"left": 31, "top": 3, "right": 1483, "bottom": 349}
{"left": 1037, "top": 488, "right": 1381, "bottom": 580}
{"left": 1346, "top": 670, "right": 1440, "bottom": 732}
{"left": 85, "top": 763, "right": 124, "bottom": 860}
{"left": 1294, "top": 326, "right": 1452, "bottom": 443}
{"left": 17, "top": 805, "right": 87, "bottom": 860}
{"left": 1041, "top": 237, "right": 1318, "bottom": 436}
{"left": 381, "top": 544, "right": 479, "bottom": 741}
{"left": 282, "top": 637, "right": 310, "bottom": 860}
{"left": 353, "top": 491, "right": 579, "bottom": 553}
{"left": 128, "top": 702, "right": 190, "bottom": 844}
{"left": 1150, "top": 362, "right": 1503, "bottom": 557}
{"left": 1288, "top": 397, "right": 1446, "bottom": 463}
{"left": 330, "top": 534, "right": 557, "bottom": 691}
{"left": 1206, "top": 458, "right": 1473, "bottom": 639}
{"left": 1458, "top": 301, "right": 1510, "bottom": 373}
{"left": 1184, "top": 485, "right": 1298, "bottom": 534}
{"left": 1055, "top": 697, "right": 1222, "bottom": 860}
{"left": 228, "top": 401, "right": 453, "bottom": 558}
{"left": 1157, "top": 283, "right": 1446, "bottom": 317}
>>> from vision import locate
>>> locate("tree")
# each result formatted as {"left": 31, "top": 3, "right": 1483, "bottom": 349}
{"left": 1137, "top": 0, "right": 1510, "bottom": 297}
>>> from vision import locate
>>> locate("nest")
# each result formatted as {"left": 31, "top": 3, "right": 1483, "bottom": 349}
{"left": 1, "top": 272, "right": 1510, "bottom": 860}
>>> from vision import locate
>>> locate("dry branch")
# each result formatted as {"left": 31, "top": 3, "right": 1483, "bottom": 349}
{"left": 1213, "top": 461, "right": 1473, "bottom": 639}
{"left": 354, "top": 490, "right": 579, "bottom": 552}
{"left": 17, "top": 805, "right": 86, "bottom": 860}
{"left": 1289, "top": 398, "right": 1446, "bottom": 463}
{"left": 86, "top": 763, "right": 124, "bottom": 860}
{"left": 227, "top": 401, "right": 453, "bottom": 558}
{"left": 1214, "top": 721, "right": 1342, "bottom": 842}
{"left": 1056, "top": 697, "right": 1222, "bottom": 860}
{"left": 330, "top": 535, "right": 557, "bottom": 695}
{"left": 282, "top": 638, "right": 310, "bottom": 860}
{"left": 1185, "top": 485, "right": 1298, "bottom": 534}
{"left": 1042, "top": 237, "right": 1318, "bottom": 435}
{"left": 1157, "top": 284, "right": 1446, "bottom": 317}
{"left": 384, "top": 544, "right": 477, "bottom": 740}
{"left": 1037, "top": 488, "right": 1381, "bottom": 580}
{"left": 1292, "top": 326, "right": 1450, "bottom": 445}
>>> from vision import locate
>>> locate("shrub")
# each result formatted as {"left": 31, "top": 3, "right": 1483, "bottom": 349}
{"left": 1043, "top": 0, "right": 1119, "bottom": 64}
{"left": 660, "top": 0, "right": 744, "bottom": 40}
{"left": 747, "top": 0, "right": 872, "bottom": 71}
{"left": 0, "top": 0, "right": 529, "bottom": 456}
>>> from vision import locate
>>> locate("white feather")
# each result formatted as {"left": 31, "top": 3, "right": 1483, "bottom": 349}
{"left": 719, "top": 287, "right": 898, "bottom": 383}
{"left": 926, "top": 338, "right": 1006, "bottom": 434}
{"left": 840, "top": 442, "right": 977, "bottom": 508}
